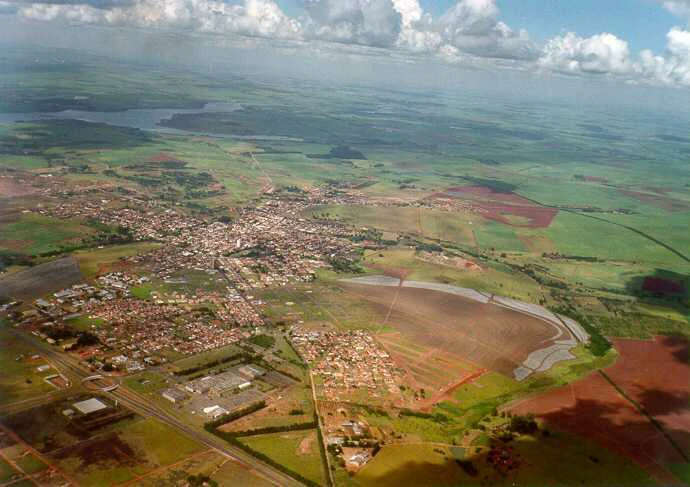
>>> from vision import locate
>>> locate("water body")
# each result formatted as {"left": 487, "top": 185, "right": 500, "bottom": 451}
{"left": 0, "top": 102, "right": 302, "bottom": 141}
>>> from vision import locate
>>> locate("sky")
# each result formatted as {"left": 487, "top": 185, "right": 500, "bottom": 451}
{"left": 1, "top": 0, "right": 690, "bottom": 90}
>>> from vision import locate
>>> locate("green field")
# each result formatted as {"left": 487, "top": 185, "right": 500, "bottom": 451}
{"left": 239, "top": 429, "right": 326, "bottom": 486}
{"left": 73, "top": 243, "right": 160, "bottom": 278}
{"left": 15, "top": 453, "right": 47, "bottom": 475}
{"left": 0, "top": 328, "right": 56, "bottom": 406}
{"left": 0, "top": 213, "right": 93, "bottom": 256}
{"left": 355, "top": 432, "right": 653, "bottom": 486}
{"left": 171, "top": 343, "right": 243, "bottom": 372}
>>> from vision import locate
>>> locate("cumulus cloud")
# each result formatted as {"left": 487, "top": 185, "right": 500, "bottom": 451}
{"left": 5, "top": 0, "right": 690, "bottom": 88}
{"left": 538, "top": 32, "right": 634, "bottom": 75}
{"left": 18, "top": 0, "right": 302, "bottom": 39}
{"left": 436, "top": 0, "right": 536, "bottom": 59}
{"left": 639, "top": 27, "right": 690, "bottom": 86}
{"left": 303, "top": 0, "right": 402, "bottom": 47}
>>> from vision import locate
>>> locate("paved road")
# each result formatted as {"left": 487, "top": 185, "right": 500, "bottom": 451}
{"left": 6, "top": 328, "right": 303, "bottom": 487}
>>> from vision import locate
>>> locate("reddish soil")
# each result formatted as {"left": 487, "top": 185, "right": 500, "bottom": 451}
{"left": 642, "top": 277, "right": 686, "bottom": 295}
{"left": 620, "top": 189, "right": 690, "bottom": 212}
{"left": 507, "top": 336, "right": 690, "bottom": 483}
{"left": 439, "top": 186, "right": 558, "bottom": 228}
{"left": 147, "top": 152, "right": 183, "bottom": 163}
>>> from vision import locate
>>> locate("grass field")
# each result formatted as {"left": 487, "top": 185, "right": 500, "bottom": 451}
{"left": 0, "top": 213, "right": 93, "bottom": 256}
{"left": 171, "top": 343, "right": 243, "bottom": 373}
{"left": 15, "top": 453, "right": 47, "bottom": 475}
{"left": 0, "top": 328, "right": 56, "bottom": 406}
{"left": 239, "top": 429, "right": 326, "bottom": 485}
{"left": 73, "top": 242, "right": 160, "bottom": 278}
{"left": 355, "top": 431, "right": 653, "bottom": 486}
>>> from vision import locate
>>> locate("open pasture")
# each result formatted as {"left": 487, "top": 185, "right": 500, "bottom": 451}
{"left": 340, "top": 281, "right": 578, "bottom": 378}
{"left": 507, "top": 335, "right": 690, "bottom": 484}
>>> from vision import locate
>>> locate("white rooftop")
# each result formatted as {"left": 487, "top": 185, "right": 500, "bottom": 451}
{"left": 73, "top": 397, "right": 108, "bottom": 415}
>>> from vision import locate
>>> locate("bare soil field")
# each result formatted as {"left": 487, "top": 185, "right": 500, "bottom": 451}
{"left": 341, "top": 283, "right": 573, "bottom": 376}
{"left": 437, "top": 186, "right": 559, "bottom": 228}
{"left": 0, "top": 256, "right": 83, "bottom": 300}
{"left": 376, "top": 332, "right": 483, "bottom": 407}
{"left": 507, "top": 336, "right": 690, "bottom": 484}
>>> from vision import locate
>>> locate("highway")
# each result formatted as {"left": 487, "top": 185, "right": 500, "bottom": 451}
{"left": 6, "top": 328, "right": 303, "bottom": 487}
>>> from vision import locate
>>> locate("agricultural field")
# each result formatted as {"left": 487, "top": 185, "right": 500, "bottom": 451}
{"left": 508, "top": 336, "right": 690, "bottom": 484}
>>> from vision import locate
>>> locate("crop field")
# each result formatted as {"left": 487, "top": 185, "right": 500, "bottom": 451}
{"left": 508, "top": 336, "right": 690, "bottom": 484}
{"left": 238, "top": 429, "right": 326, "bottom": 486}
{"left": 340, "top": 282, "right": 576, "bottom": 377}
{"left": 1, "top": 396, "right": 204, "bottom": 485}
{"left": 439, "top": 185, "right": 559, "bottom": 228}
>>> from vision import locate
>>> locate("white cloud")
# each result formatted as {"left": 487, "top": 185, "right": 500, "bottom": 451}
{"left": 437, "top": 0, "right": 536, "bottom": 59}
{"left": 303, "top": 0, "right": 402, "bottom": 47}
{"left": 18, "top": 0, "right": 303, "bottom": 39}
{"left": 7, "top": 0, "right": 690, "bottom": 89}
{"left": 538, "top": 32, "right": 633, "bottom": 75}
{"left": 660, "top": 0, "right": 690, "bottom": 18}
{"left": 639, "top": 27, "right": 690, "bottom": 86}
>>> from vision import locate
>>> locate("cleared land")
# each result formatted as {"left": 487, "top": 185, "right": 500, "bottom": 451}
{"left": 508, "top": 336, "right": 690, "bottom": 484}
{"left": 340, "top": 281, "right": 578, "bottom": 378}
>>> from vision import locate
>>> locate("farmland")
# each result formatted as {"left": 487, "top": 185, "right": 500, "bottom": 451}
{"left": 508, "top": 336, "right": 690, "bottom": 484}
